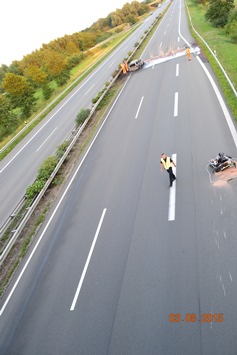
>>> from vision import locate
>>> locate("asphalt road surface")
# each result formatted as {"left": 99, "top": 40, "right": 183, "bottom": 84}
{"left": 0, "top": 3, "right": 168, "bottom": 228}
{"left": 1, "top": 0, "right": 237, "bottom": 354}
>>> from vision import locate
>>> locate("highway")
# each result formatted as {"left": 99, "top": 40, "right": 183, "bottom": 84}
{"left": 1, "top": 0, "right": 237, "bottom": 354}
{"left": 0, "top": 4, "right": 167, "bottom": 228}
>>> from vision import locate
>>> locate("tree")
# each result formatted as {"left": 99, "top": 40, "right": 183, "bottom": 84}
{"left": 42, "top": 83, "right": 53, "bottom": 100}
{"left": 65, "top": 40, "right": 79, "bottom": 55}
{"left": 67, "top": 53, "right": 84, "bottom": 69}
{"left": 111, "top": 13, "right": 124, "bottom": 27}
{"left": 18, "top": 90, "right": 36, "bottom": 117}
{"left": 75, "top": 32, "right": 97, "bottom": 51}
{"left": 0, "top": 64, "right": 8, "bottom": 93}
{"left": 205, "top": 0, "right": 234, "bottom": 27}
{"left": 2, "top": 72, "right": 30, "bottom": 96}
{"left": 138, "top": 4, "right": 150, "bottom": 16}
{"left": 2, "top": 73, "right": 36, "bottom": 117}
{"left": 225, "top": 10, "right": 237, "bottom": 42}
{"left": 24, "top": 64, "right": 48, "bottom": 86}
{"left": 8, "top": 61, "right": 24, "bottom": 76}
{"left": 0, "top": 94, "right": 18, "bottom": 136}
{"left": 20, "top": 51, "right": 43, "bottom": 70}
{"left": 55, "top": 69, "right": 70, "bottom": 86}
{"left": 42, "top": 50, "right": 67, "bottom": 78}
{"left": 125, "top": 14, "right": 138, "bottom": 25}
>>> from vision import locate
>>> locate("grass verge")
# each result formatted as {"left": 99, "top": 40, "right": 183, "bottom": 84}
{"left": 185, "top": 0, "right": 237, "bottom": 121}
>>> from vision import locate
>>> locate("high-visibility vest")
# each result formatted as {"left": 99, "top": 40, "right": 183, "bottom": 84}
{"left": 161, "top": 157, "right": 172, "bottom": 169}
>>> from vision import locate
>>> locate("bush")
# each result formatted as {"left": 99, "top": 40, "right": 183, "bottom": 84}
{"left": 25, "top": 179, "right": 46, "bottom": 200}
{"left": 91, "top": 89, "right": 105, "bottom": 104}
{"left": 95, "top": 32, "right": 112, "bottom": 44}
{"left": 76, "top": 108, "right": 90, "bottom": 126}
{"left": 25, "top": 156, "right": 59, "bottom": 201}
{"left": 56, "top": 141, "right": 70, "bottom": 158}
{"left": 96, "top": 88, "right": 116, "bottom": 110}
{"left": 37, "top": 156, "right": 58, "bottom": 181}
{"left": 67, "top": 54, "right": 84, "bottom": 69}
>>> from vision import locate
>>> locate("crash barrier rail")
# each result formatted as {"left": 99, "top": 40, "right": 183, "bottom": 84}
{"left": 0, "top": 197, "right": 26, "bottom": 238}
{"left": 185, "top": 1, "right": 237, "bottom": 99}
{"left": 0, "top": 14, "right": 162, "bottom": 267}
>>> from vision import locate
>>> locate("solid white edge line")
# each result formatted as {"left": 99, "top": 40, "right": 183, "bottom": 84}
{"left": 178, "top": 0, "right": 237, "bottom": 149}
{"left": 0, "top": 76, "right": 131, "bottom": 317}
{"left": 70, "top": 208, "right": 107, "bottom": 311}
{"left": 174, "top": 92, "right": 179, "bottom": 117}
{"left": 196, "top": 56, "right": 237, "bottom": 149}
{"left": 168, "top": 154, "right": 177, "bottom": 221}
{"left": 135, "top": 96, "right": 144, "bottom": 119}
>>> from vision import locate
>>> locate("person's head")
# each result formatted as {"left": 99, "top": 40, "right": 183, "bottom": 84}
{"left": 161, "top": 153, "right": 167, "bottom": 159}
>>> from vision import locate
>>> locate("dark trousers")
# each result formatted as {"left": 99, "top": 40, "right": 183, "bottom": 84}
{"left": 167, "top": 167, "right": 176, "bottom": 185}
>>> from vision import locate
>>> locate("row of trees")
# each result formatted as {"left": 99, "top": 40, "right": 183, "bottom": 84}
{"left": 0, "top": 1, "right": 152, "bottom": 140}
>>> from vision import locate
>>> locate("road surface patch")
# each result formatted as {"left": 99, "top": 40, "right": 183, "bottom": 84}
{"left": 207, "top": 165, "right": 237, "bottom": 187}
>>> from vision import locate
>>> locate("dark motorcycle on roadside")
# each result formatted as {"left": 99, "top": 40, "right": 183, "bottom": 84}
{"left": 209, "top": 152, "right": 236, "bottom": 173}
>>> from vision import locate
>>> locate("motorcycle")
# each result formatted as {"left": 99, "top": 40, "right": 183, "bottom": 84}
{"left": 209, "top": 152, "right": 236, "bottom": 173}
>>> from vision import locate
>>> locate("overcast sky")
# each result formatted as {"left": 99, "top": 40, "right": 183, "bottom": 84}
{"left": 0, "top": 0, "right": 139, "bottom": 66}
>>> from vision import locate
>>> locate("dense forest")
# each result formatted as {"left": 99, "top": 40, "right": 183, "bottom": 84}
{"left": 0, "top": 0, "right": 157, "bottom": 141}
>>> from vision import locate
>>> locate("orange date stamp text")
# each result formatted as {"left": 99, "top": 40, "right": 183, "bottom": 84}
{"left": 169, "top": 313, "right": 224, "bottom": 323}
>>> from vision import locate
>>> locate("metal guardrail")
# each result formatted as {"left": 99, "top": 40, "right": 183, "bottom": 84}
{"left": 0, "top": 197, "right": 26, "bottom": 237}
{"left": 0, "top": 126, "right": 82, "bottom": 266}
{"left": 185, "top": 1, "right": 237, "bottom": 99}
{"left": 0, "top": 13, "right": 162, "bottom": 267}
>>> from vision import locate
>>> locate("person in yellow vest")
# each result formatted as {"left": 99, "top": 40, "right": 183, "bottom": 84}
{"left": 120, "top": 62, "right": 127, "bottom": 74}
{"left": 124, "top": 60, "right": 129, "bottom": 72}
{"left": 160, "top": 153, "right": 176, "bottom": 187}
{"left": 186, "top": 46, "right": 191, "bottom": 61}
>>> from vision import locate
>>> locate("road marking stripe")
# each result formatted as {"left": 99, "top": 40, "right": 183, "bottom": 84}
{"left": 174, "top": 92, "right": 179, "bottom": 117}
{"left": 176, "top": 63, "right": 179, "bottom": 77}
{"left": 222, "top": 284, "right": 226, "bottom": 297}
{"left": 36, "top": 128, "right": 57, "bottom": 152}
{"left": 84, "top": 84, "right": 95, "bottom": 95}
{"left": 0, "top": 76, "right": 131, "bottom": 317}
{"left": 168, "top": 154, "right": 177, "bottom": 221}
{"left": 70, "top": 208, "right": 107, "bottom": 311}
{"left": 135, "top": 96, "right": 144, "bottom": 119}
